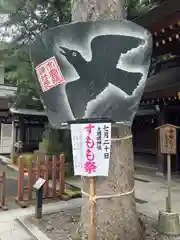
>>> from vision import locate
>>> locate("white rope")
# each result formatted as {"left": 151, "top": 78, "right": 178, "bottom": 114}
{"left": 81, "top": 186, "right": 135, "bottom": 203}
{"left": 112, "top": 135, "right": 133, "bottom": 141}
{"left": 80, "top": 134, "right": 133, "bottom": 202}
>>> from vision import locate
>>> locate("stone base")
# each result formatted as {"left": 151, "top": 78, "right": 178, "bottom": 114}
{"left": 158, "top": 210, "right": 180, "bottom": 236}
{"left": 156, "top": 171, "right": 164, "bottom": 177}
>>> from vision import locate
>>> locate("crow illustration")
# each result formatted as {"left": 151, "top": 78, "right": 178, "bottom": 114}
{"left": 59, "top": 35, "right": 143, "bottom": 118}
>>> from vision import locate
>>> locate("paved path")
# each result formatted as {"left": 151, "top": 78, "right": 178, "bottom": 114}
{"left": 0, "top": 162, "right": 21, "bottom": 209}
{"left": 0, "top": 220, "right": 35, "bottom": 240}
{"left": 0, "top": 199, "right": 81, "bottom": 240}
{"left": 66, "top": 169, "right": 180, "bottom": 220}
{"left": 1, "top": 152, "right": 180, "bottom": 238}
{"left": 135, "top": 169, "right": 180, "bottom": 219}
{"left": 0, "top": 169, "right": 180, "bottom": 239}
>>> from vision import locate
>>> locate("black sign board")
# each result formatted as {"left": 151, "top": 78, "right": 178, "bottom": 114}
{"left": 31, "top": 20, "right": 152, "bottom": 128}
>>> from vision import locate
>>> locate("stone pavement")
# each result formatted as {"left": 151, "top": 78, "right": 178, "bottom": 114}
{"left": 135, "top": 169, "right": 180, "bottom": 219}
{"left": 0, "top": 171, "right": 180, "bottom": 239}
{"left": 0, "top": 162, "right": 28, "bottom": 209}
{"left": 0, "top": 199, "right": 81, "bottom": 240}
{"left": 0, "top": 220, "right": 35, "bottom": 240}
{"left": 66, "top": 169, "right": 180, "bottom": 220}
{"left": 1, "top": 154, "right": 180, "bottom": 240}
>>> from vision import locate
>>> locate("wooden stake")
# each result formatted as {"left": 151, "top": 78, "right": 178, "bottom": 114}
{"left": 18, "top": 156, "right": 24, "bottom": 201}
{"left": 59, "top": 154, "right": 65, "bottom": 196}
{"left": 28, "top": 160, "right": 33, "bottom": 201}
{"left": 1, "top": 167, "right": 6, "bottom": 206}
{"left": 52, "top": 155, "right": 57, "bottom": 198}
{"left": 36, "top": 156, "right": 41, "bottom": 179}
{"left": 44, "top": 155, "right": 49, "bottom": 198}
{"left": 166, "top": 154, "right": 172, "bottom": 212}
{"left": 90, "top": 176, "right": 95, "bottom": 240}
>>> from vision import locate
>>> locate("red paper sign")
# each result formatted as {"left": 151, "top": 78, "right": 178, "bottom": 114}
{"left": 35, "top": 57, "right": 65, "bottom": 92}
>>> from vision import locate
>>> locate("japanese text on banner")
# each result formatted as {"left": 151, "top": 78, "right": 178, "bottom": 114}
{"left": 84, "top": 124, "right": 97, "bottom": 175}
{"left": 71, "top": 122, "right": 111, "bottom": 177}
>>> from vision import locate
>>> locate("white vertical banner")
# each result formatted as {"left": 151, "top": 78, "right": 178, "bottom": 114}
{"left": 70, "top": 122, "right": 111, "bottom": 177}
{"left": 70, "top": 124, "right": 83, "bottom": 176}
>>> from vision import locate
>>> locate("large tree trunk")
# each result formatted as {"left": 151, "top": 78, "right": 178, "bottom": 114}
{"left": 71, "top": 1, "right": 142, "bottom": 239}
{"left": 71, "top": 0, "right": 126, "bottom": 21}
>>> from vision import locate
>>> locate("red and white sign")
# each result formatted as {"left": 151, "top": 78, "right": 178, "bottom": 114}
{"left": 70, "top": 122, "right": 111, "bottom": 177}
{"left": 35, "top": 57, "right": 64, "bottom": 92}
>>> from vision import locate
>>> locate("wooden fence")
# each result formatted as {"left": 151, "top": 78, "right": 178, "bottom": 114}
{"left": 16, "top": 154, "right": 65, "bottom": 207}
{"left": 0, "top": 166, "right": 7, "bottom": 210}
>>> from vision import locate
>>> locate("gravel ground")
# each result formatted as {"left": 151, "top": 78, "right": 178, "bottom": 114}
{"left": 29, "top": 207, "right": 81, "bottom": 240}
{"left": 29, "top": 207, "right": 180, "bottom": 240}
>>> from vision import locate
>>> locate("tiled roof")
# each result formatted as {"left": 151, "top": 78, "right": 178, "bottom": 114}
{"left": 10, "top": 107, "right": 46, "bottom": 116}
{"left": 0, "top": 85, "right": 17, "bottom": 97}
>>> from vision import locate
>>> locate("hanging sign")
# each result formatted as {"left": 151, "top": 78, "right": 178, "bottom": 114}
{"left": 155, "top": 124, "right": 179, "bottom": 155}
{"left": 35, "top": 56, "right": 64, "bottom": 92}
{"left": 70, "top": 122, "right": 111, "bottom": 176}
{"left": 160, "top": 127, "right": 176, "bottom": 155}
{"left": 31, "top": 20, "right": 152, "bottom": 128}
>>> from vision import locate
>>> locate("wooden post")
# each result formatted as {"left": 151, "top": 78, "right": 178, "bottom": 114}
{"left": 1, "top": 167, "right": 6, "bottom": 207}
{"left": 59, "top": 154, "right": 65, "bottom": 195}
{"left": 44, "top": 155, "right": 49, "bottom": 198}
{"left": 90, "top": 177, "right": 95, "bottom": 240}
{"left": 28, "top": 160, "right": 33, "bottom": 201}
{"left": 156, "top": 113, "right": 166, "bottom": 175}
{"left": 155, "top": 124, "right": 179, "bottom": 214}
{"left": 36, "top": 156, "right": 41, "bottom": 179}
{"left": 18, "top": 156, "right": 24, "bottom": 201}
{"left": 166, "top": 154, "right": 172, "bottom": 212}
{"left": 52, "top": 155, "right": 56, "bottom": 198}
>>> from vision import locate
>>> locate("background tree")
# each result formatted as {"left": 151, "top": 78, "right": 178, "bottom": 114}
{"left": 71, "top": 0, "right": 149, "bottom": 239}
{"left": 0, "top": 0, "right": 162, "bottom": 174}
{"left": 0, "top": 1, "right": 162, "bottom": 181}
{"left": 126, "top": 0, "right": 162, "bottom": 19}
{"left": 0, "top": 0, "right": 72, "bottom": 163}
{"left": 0, "top": 0, "right": 71, "bottom": 43}
{"left": 0, "top": 0, "right": 71, "bottom": 109}
{"left": 0, "top": 43, "right": 43, "bottom": 109}
{"left": 0, "top": 0, "right": 159, "bottom": 107}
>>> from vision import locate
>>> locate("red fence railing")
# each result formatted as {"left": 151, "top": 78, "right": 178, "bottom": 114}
{"left": 16, "top": 154, "right": 65, "bottom": 207}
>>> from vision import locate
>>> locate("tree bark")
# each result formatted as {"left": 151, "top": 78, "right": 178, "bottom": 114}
{"left": 71, "top": 1, "right": 142, "bottom": 239}
{"left": 71, "top": 0, "right": 126, "bottom": 21}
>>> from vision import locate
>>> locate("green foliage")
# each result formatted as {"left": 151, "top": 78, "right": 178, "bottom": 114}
{"left": 0, "top": 0, "right": 71, "bottom": 109}
{"left": 0, "top": 42, "right": 43, "bottom": 109}
{"left": 125, "top": 0, "right": 160, "bottom": 19}
{"left": 0, "top": 0, "right": 71, "bottom": 44}
{"left": 0, "top": 0, "right": 160, "bottom": 110}
{"left": 17, "top": 153, "right": 35, "bottom": 167}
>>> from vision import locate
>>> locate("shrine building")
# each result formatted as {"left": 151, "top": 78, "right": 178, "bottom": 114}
{"left": 133, "top": 0, "right": 180, "bottom": 174}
